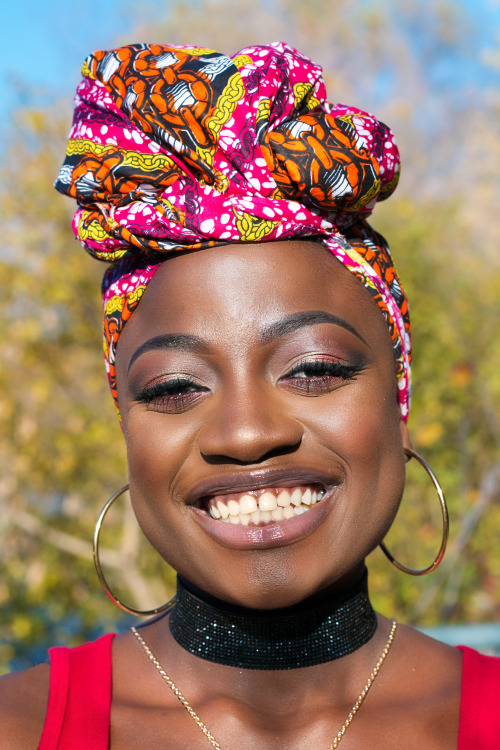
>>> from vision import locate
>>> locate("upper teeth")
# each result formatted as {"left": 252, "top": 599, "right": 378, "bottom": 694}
{"left": 207, "top": 486, "right": 323, "bottom": 526}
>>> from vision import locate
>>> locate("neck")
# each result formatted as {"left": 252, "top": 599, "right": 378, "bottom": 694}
{"left": 169, "top": 569, "right": 377, "bottom": 670}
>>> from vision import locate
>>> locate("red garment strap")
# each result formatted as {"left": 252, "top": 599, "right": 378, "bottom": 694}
{"left": 458, "top": 646, "right": 500, "bottom": 750}
{"left": 38, "top": 633, "right": 115, "bottom": 750}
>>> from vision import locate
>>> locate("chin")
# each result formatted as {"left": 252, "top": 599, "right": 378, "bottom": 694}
{"left": 182, "top": 555, "right": 368, "bottom": 611}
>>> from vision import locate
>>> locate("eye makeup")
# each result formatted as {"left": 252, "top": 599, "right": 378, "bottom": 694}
{"left": 134, "top": 375, "right": 209, "bottom": 413}
{"left": 279, "top": 355, "right": 364, "bottom": 396}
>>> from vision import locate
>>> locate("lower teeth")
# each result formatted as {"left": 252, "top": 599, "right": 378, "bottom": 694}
{"left": 215, "top": 498, "right": 322, "bottom": 526}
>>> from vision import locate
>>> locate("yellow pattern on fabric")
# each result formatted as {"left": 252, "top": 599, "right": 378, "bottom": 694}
{"left": 350, "top": 176, "right": 381, "bottom": 211}
{"left": 177, "top": 47, "right": 216, "bottom": 56}
{"left": 293, "top": 82, "right": 320, "bottom": 111}
{"left": 81, "top": 59, "right": 95, "bottom": 80}
{"left": 231, "top": 54, "right": 253, "bottom": 70}
{"left": 66, "top": 139, "right": 177, "bottom": 173}
{"left": 104, "top": 295, "right": 126, "bottom": 316}
{"left": 207, "top": 73, "right": 245, "bottom": 136}
{"left": 120, "top": 151, "right": 177, "bottom": 172}
{"left": 233, "top": 207, "right": 279, "bottom": 241}
{"left": 198, "top": 72, "right": 245, "bottom": 173}
{"left": 380, "top": 164, "right": 401, "bottom": 197}
{"left": 256, "top": 98, "right": 271, "bottom": 127}
{"left": 78, "top": 212, "right": 109, "bottom": 243}
{"left": 196, "top": 72, "right": 244, "bottom": 191}
{"left": 104, "top": 286, "right": 147, "bottom": 317}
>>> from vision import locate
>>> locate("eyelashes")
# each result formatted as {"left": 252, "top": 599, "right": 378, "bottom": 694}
{"left": 135, "top": 378, "right": 209, "bottom": 413}
{"left": 280, "top": 357, "right": 363, "bottom": 395}
{"left": 134, "top": 357, "right": 364, "bottom": 413}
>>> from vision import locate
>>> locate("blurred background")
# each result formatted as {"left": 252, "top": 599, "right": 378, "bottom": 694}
{"left": 1, "top": 0, "right": 499, "bottom": 673}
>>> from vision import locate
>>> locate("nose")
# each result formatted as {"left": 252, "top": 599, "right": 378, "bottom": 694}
{"left": 197, "top": 382, "right": 303, "bottom": 464}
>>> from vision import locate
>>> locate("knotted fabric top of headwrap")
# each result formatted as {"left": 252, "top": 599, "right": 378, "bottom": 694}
{"left": 55, "top": 42, "right": 411, "bottom": 421}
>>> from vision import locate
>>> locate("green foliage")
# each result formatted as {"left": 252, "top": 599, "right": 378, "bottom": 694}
{"left": 1, "top": 0, "right": 499, "bottom": 673}
{"left": 0, "top": 109, "right": 176, "bottom": 673}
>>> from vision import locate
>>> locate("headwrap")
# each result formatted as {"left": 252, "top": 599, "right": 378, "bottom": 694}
{"left": 55, "top": 42, "right": 411, "bottom": 421}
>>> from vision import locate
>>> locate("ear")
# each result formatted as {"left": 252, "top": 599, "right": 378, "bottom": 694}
{"left": 399, "top": 420, "right": 413, "bottom": 455}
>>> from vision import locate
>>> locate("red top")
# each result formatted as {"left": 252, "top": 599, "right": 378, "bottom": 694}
{"left": 38, "top": 637, "right": 500, "bottom": 749}
{"left": 38, "top": 634, "right": 114, "bottom": 750}
{"left": 457, "top": 646, "right": 500, "bottom": 749}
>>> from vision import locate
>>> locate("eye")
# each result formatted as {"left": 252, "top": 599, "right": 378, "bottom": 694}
{"left": 279, "top": 356, "right": 363, "bottom": 396}
{"left": 134, "top": 377, "right": 209, "bottom": 413}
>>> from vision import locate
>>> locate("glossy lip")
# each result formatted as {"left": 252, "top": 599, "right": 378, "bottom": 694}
{"left": 186, "top": 466, "right": 343, "bottom": 550}
{"left": 186, "top": 466, "right": 342, "bottom": 508}
{"left": 192, "top": 486, "right": 337, "bottom": 550}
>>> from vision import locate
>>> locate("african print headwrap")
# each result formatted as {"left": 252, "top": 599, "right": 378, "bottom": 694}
{"left": 55, "top": 42, "right": 411, "bottom": 421}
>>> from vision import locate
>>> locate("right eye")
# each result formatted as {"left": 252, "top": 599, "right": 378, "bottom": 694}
{"left": 135, "top": 378, "right": 209, "bottom": 413}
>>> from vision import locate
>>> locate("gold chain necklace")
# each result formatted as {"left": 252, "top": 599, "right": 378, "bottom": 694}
{"left": 131, "top": 619, "right": 396, "bottom": 749}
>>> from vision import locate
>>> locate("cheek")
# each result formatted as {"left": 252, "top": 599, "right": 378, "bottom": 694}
{"left": 126, "top": 407, "right": 197, "bottom": 484}
{"left": 124, "top": 412, "right": 198, "bottom": 553}
{"left": 305, "top": 368, "right": 402, "bottom": 460}
{"left": 303, "top": 375, "right": 406, "bottom": 535}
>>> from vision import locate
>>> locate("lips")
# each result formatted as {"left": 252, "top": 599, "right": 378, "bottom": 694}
{"left": 187, "top": 468, "right": 341, "bottom": 550}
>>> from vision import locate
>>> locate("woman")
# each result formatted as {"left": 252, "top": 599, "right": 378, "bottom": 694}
{"left": 1, "top": 42, "right": 499, "bottom": 749}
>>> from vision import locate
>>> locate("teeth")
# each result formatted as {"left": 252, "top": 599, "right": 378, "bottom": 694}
{"left": 277, "top": 490, "right": 291, "bottom": 507}
{"left": 240, "top": 494, "right": 258, "bottom": 514}
{"left": 217, "top": 501, "right": 229, "bottom": 519}
{"left": 259, "top": 492, "right": 277, "bottom": 511}
{"left": 271, "top": 507, "right": 284, "bottom": 521}
{"left": 207, "top": 485, "right": 325, "bottom": 526}
{"left": 250, "top": 509, "right": 261, "bottom": 525}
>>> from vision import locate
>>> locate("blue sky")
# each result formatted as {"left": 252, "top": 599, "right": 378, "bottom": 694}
{"left": 1, "top": 0, "right": 139, "bottom": 117}
{"left": 1, "top": 0, "right": 499, "bottom": 121}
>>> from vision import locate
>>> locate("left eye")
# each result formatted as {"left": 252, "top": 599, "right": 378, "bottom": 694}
{"left": 280, "top": 358, "right": 362, "bottom": 395}
{"left": 135, "top": 378, "right": 209, "bottom": 413}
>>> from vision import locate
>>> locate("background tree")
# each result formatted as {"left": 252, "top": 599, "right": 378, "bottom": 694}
{"left": 1, "top": 0, "right": 499, "bottom": 672}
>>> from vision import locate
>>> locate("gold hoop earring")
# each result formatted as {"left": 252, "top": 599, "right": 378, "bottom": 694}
{"left": 93, "top": 484, "right": 176, "bottom": 616}
{"left": 379, "top": 448, "right": 449, "bottom": 576}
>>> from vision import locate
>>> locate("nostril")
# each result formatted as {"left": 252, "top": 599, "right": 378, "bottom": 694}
{"left": 201, "top": 439, "right": 302, "bottom": 466}
{"left": 197, "top": 406, "right": 304, "bottom": 465}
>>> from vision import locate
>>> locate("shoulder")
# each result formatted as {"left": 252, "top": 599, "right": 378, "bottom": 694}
{"left": 385, "top": 623, "right": 462, "bottom": 746}
{"left": 0, "top": 663, "right": 51, "bottom": 749}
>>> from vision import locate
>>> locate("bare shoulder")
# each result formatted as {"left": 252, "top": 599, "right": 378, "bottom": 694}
{"left": 375, "top": 622, "right": 463, "bottom": 749}
{"left": 393, "top": 621, "right": 463, "bottom": 689}
{"left": 0, "top": 663, "right": 51, "bottom": 749}
{"left": 395, "top": 622, "right": 463, "bottom": 668}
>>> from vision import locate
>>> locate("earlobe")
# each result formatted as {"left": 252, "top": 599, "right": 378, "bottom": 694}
{"left": 399, "top": 421, "right": 413, "bottom": 455}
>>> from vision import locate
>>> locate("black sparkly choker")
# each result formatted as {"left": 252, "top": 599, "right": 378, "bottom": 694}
{"left": 169, "top": 570, "right": 377, "bottom": 670}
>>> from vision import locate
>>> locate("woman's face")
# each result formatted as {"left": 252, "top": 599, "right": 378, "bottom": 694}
{"left": 116, "top": 240, "right": 409, "bottom": 608}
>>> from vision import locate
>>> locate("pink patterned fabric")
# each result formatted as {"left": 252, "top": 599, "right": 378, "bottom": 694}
{"left": 55, "top": 42, "right": 411, "bottom": 420}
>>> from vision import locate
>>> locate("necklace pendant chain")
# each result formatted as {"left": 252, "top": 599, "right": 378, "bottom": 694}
{"left": 132, "top": 619, "right": 397, "bottom": 750}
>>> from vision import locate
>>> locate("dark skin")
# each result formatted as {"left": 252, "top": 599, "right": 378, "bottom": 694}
{"left": 0, "top": 240, "right": 462, "bottom": 748}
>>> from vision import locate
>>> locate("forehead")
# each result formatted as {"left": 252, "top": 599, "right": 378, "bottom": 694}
{"left": 116, "top": 240, "right": 392, "bottom": 360}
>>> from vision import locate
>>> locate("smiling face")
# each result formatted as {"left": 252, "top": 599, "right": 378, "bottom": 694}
{"left": 115, "top": 240, "right": 409, "bottom": 609}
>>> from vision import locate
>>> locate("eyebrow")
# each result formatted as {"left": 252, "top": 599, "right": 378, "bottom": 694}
{"left": 259, "top": 311, "right": 368, "bottom": 345}
{"left": 128, "top": 333, "right": 208, "bottom": 373}
{"left": 128, "top": 311, "right": 367, "bottom": 372}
